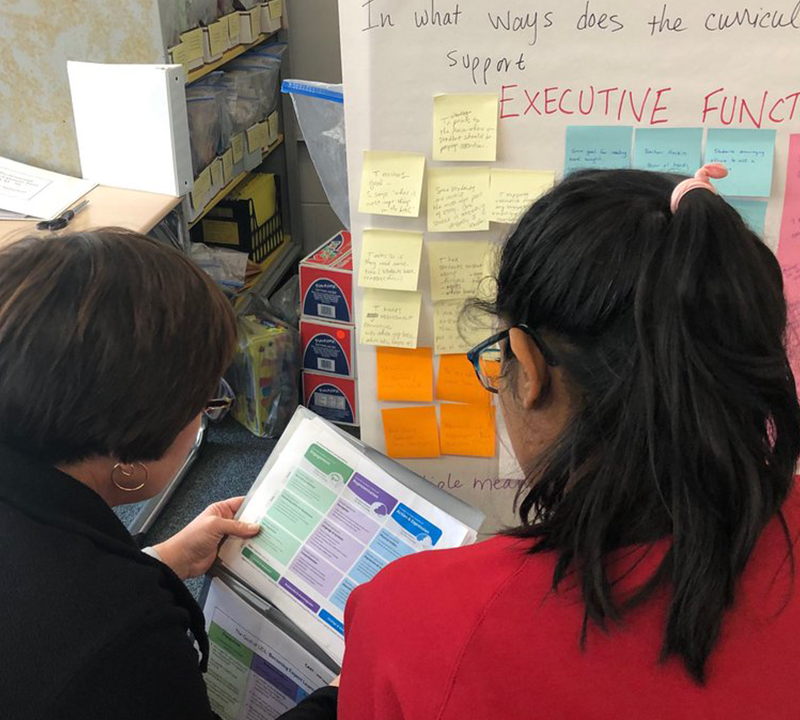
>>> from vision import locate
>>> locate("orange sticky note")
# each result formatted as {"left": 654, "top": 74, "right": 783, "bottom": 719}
{"left": 436, "top": 354, "right": 491, "bottom": 405}
{"left": 440, "top": 403, "right": 496, "bottom": 457}
{"left": 382, "top": 406, "right": 441, "bottom": 458}
{"left": 377, "top": 347, "right": 433, "bottom": 402}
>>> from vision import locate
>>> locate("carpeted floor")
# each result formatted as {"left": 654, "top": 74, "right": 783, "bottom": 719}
{"left": 114, "top": 417, "right": 277, "bottom": 597}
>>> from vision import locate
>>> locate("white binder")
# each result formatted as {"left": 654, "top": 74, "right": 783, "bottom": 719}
{"left": 67, "top": 61, "right": 193, "bottom": 197}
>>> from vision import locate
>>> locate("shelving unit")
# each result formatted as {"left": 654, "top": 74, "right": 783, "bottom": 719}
{"left": 186, "top": 30, "right": 280, "bottom": 84}
{"left": 188, "top": 134, "right": 284, "bottom": 230}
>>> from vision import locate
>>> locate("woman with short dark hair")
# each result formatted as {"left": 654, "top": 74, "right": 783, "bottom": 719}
{"left": 0, "top": 229, "right": 260, "bottom": 720}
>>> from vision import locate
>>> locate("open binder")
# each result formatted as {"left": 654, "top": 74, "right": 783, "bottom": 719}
{"left": 201, "top": 406, "right": 484, "bottom": 719}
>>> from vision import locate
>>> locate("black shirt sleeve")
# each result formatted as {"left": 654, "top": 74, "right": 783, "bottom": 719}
{"left": 50, "top": 615, "right": 216, "bottom": 720}
{"left": 276, "top": 686, "right": 338, "bottom": 720}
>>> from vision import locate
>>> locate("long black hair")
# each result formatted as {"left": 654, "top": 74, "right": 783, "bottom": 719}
{"left": 477, "top": 169, "right": 800, "bottom": 682}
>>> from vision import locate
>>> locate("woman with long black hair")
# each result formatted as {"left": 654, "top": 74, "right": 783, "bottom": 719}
{"left": 329, "top": 165, "right": 800, "bottom": 719}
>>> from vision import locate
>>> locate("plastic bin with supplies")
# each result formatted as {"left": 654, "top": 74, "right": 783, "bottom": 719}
{"left": 281, "top": 79, "right": 349, "bottom": 229}
{"left": 226, "top": 298, "right": 300, "bottom": 439}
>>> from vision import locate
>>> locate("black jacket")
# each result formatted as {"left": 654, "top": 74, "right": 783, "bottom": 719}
{"left": 0, "top": 446, "right": 215, "bottom": 720}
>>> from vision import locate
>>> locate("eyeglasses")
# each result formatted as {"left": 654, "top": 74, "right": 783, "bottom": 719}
{"left": 467, "top": 324, "right": 559, "bottom": 393}
{"left": 204, "top": 378, "right": 234, "bottom": 421}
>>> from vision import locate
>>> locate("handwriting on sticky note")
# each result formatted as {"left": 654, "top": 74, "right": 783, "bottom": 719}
{"left": 633, "top": 128, "right": 703, "bottom": 175}
{"left": 359, "top": 151, "right": 426, "bottom": 218}
{"left": 434, "top": 299, "right": 490, "bottom": 355}
{"left": 377, "top": 347, "right": 433, "bottom": 402}
{"left": 436, "top": 354, "right": 491, "bottom": 405}
{"left": 382, "top": 406, "right": 440, "bottom": 458}
{"left": 360, "top": 290, "right": 421, "bottom": 349}
{"left": 427, "top": 241, "right": 490, "bottom": 301}
{"left": 428, "top": 167, "right": 490, "bottom": 233}
{"left": 564, "top": 126, "right": 633, "bottom": 173}
{"left": 433, "top": 94, "right": 498, "bottom": 162}
{"left": 358, "top": 229, "right": 423, "bottom": 292}
{"left": 488, "top": 169, "right": 555, "bottom": 225}
{"left": 706, "top": 128, "right": 776, "bottom": 197}
{"left": 440, "top": 403, "right": 495, "bottom": 457}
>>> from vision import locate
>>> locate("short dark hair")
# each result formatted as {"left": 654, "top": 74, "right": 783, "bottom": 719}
{"left": 476, "top": 169, "right": 800, "bottom": 682}
{"left": 0, "top": 228, "right": 236, "bottom": 464}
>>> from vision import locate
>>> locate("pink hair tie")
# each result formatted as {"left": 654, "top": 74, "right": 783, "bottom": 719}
{"left": 669, "top": 163, "right": 728, "bottom": 214}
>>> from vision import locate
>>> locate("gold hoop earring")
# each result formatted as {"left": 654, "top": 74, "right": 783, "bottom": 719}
{"left": 111, "top": 462, "right": 148, "bottom": 492}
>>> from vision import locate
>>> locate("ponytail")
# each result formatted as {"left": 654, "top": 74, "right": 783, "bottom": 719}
{"left": 481, "top": 169, "right": 800, "bottom": 682}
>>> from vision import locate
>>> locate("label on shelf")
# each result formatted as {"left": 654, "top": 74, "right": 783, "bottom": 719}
{"left": 231, "top": 134, "right": 245, "bottom": 164}
{"left": 222, "top": 148, "right": 234, "bottom": 185}
{"left": 191, "top": 166, "right": 212, "bottom": 211}
{"left": 246, "top": 122, "right": 269, "bottom": 154}
{"left": 169, "top": 43, "right": 189, "bottom": 73}
{"left": 269, "top": 0, "right": 283, "bottom": 19}
{"left": 180, "top": 28, "right": 204, "bottom": 63}
{"left": 208, "top": 20, "right": 228, "bottom": 56}
{"left": 210, "top": 157, "right": 224, "bottom": 191}
{"left": 226, "top": 13, "right": 241, "bottom": 45}
{"left": 268, "top": 111, "right": 279, "bottom": 145}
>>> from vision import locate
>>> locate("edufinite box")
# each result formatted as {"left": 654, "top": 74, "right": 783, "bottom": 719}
{"left": 301, "top": 319, "right": 355, "bottom": 378}
{"left": 299, "top": 231, "right": 353, "bottom": 324}
{"left": 303, "top": 372, "right": 358, "bottom": 426}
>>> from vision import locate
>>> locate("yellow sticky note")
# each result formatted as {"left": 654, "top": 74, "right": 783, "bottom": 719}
{"left": 169, "top": 43, "right": 188, "bottom": 72}
{"left": 433, "top": 299, "right": 491, "bottom": 355}
{"left": 180, "top": 28, "right": 204, "bottom": 63}
{"left": 246, "top": 122, "right": 269, "bottom": 153}
{"left": 489, "top": 169, "right": 555, "bottom": 225}
{"left": 359, "top": 151, "right": 426, "bottom": 218}
{"left": 358, "top": 229, "right": 423, "bottom": 292}
{"left": 377, "top": 347, "right": 433, "bottom": 402}
{"left": 440, "top": 403, "right": 496, "bottom": 457}
{"left": 191, "top": 167, "right": 212, "bottom": 210}
{"left": 208, "top": 20, "right": 228, "bottom": 56}
{"left": 382, "top": 406, "right": 441, "bottom": 458}
{"left": 436, "top": 354, "right": 491, "bottom": 405}
{"left": 360, "top": 290, "right": 422, "bottom": 349}
{"left": 427, "top": 240, "right": 490, "bottom": 301}
{"left": 433, "top": 93, "right": 498, "bottom": 162}
{"left": 267, "top": 111, "right": 279, "bottom": 144}
{"left": 269, "top": 0, "right": 283, "bottom": 19}
{"left": 231, "top": 133, "right": 245, "bottom": 163}
{"left": 427, "top": 167, "right": 490, "bottom": 233}
{"left": 226, "top": 13, "right": 241, "bottom": 44}
{"left": 222, "top": 148, "right": 234, "bottom": 185}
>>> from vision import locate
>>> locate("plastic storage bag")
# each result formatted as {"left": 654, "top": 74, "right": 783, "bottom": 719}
{"left": 228, "top": 43, "right": 288, "bottom": 116}
{"left": 281, "top": 80, "right": 349, "bottom": 229}
{"left": 186, "top": 96, "right": 220, "bottom": 176}
{"left": 226, "top": 302, "right": 300, "bottom": 438}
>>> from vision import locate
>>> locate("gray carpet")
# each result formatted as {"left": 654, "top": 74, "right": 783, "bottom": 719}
{"left": 115, "top": 417, "right": 277, "bottom": 597}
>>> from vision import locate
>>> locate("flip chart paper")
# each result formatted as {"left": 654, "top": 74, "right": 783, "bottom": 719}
{"left": 358, "top": 229, "right": 423, "bottom": 292}
{"left": 778, "top": 134, "right": 800, "bottom": 387}
{"left": 428, "top": 240, "right": 491, "bottom": 301}
{"left": 382, "top": 406, "right": 441, "bottom": 458}
{"left": 433, "top": 93, "right": 498, "bottom": 162}
{"left": 705, "top": 128, "right": 776, "bottom": 197}
{"left": 564, "top": 126, "right": 633, "bottom": 173}
{"left": 427, "top": 167, "right": 490, "bottom": 232}
{"left": 360, "top": 290, "right": 422, "bottom": 349}
{"left": 488, "top": 169, "right": 555, "bottom": 224}
{"left": 377, "top": 347, "right": 434, "bottom": 402}
{"left": 727, "top": 198, "right": 768, "bottom": 235}
{"left": 436, "top": 354, "right": 491, "bottom": 405}
{"left": 358, "top": 151, "right": 426, "bottom": 217}
{"left": 440, "top": 403, "right": 496, "bottom": 457}
{"left": 633, "top": 128, "right": 703, "bottom": 175}
{"left": 433, "top": 299, "right": 490, "bottom": 355}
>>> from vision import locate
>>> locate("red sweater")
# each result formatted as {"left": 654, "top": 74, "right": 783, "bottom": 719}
{"left": 339, "top": 488, "right": 800, "bottom": 719}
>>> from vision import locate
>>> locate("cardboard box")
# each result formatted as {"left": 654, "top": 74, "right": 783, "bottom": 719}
{"left": 303, "top": 371, "right": 358, "bottom": 426}
{"left": 299, "top": 231, "right": 353, "bottom": 324}
{"left": 301, "top": 319, "right": 355, "bottom": 378}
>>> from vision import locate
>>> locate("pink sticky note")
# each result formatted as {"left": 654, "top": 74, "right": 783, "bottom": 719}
{"left": 778, "top": 134, "right": 800, "bottom": 385}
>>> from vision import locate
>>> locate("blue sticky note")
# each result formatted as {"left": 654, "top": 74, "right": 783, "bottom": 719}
{"left": 633, "top": 128, "right": 703, "bottom": 176}
{"left": 705, "top": 128, "right": 776, "bottom": 197}
{"left": 726, "top": 198, "right": 768, "bottom": 235}
{"left": 564, "top": 126, "right": 633, "bottom": 173}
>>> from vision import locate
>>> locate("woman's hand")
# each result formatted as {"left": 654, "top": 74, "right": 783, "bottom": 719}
{"left": 153, "top": 497, "right": 260, "bottom": 579}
